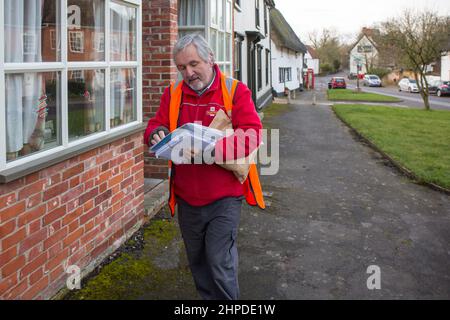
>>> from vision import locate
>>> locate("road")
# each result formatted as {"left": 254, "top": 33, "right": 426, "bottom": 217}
{"left": 318, "top": 72, "right": 450, "bottom": 110}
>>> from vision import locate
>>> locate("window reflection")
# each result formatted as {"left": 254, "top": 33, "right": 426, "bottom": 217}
{"left": 5, "top": 72, "right": 61, "bottom": 161}
{"left": 110, "top": 2, "right": 137, "bottom": 61}
{"left": 4, "top": 0, "right": 60, "bottom": 62}
{"left": 67, "top": 0, "right": 105, "bottom": 61}
{"left": 68, "top": 69, "right": 105, "bottom": 141}
{"left": 110, "top": 68, "right": 136, "bottom": 128}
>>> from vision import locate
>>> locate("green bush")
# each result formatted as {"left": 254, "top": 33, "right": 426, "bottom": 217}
{"left": 321, "top": 63, "right": 333, "bottom": 74}
{"left": 332, "top": 59, "right": 341, "bottom": 72}
{"left": 68, "top": 80, "right": 86, "bottom": 96}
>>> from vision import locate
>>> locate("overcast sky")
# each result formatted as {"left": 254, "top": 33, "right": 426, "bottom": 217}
{"left": 274, "top": 0, "right": 450, "bottom": 45}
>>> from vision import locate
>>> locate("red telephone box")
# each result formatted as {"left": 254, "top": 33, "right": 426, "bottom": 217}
{"left": 304, "top": 68, "right": 315, "bottom": 89}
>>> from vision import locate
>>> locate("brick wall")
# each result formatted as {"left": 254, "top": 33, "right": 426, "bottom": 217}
{"left": 0, "top": 132, "right": 145, "bottom": 300}
{"left": 142, "top": 0, "right": 178, "bottom": 179}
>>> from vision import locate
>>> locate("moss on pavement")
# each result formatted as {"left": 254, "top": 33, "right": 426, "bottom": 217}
{"left": 64, "top": 207, "right": 197, "bottom": 300}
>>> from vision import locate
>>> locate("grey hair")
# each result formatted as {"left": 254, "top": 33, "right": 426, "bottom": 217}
{"left": 173, "top": 34, "right": 215, "bottom": 64}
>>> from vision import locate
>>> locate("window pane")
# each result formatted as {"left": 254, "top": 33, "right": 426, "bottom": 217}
{"left": 226, "top": 0, "right": 231, "bottom": 32}
{"left": 4, "top": 0, "right": 60, "bottom": 62}
{"left": 218, "top": 63, "right": 225, "bottom": 74}
{"left": 68, "top": 69, "right": 105, "bottom": 141}
{"left": 210, "top": 0, "right": 217, "bottom": 25}
{"left": 224, "top": 64, "right": 231, "bottom": 77}
{"left": 67, "top": 0, "right": 105, "bottom": 61}
{"left": 225, "top": 34, "right": 231, "bottom": 62}
{"left": 255, "top": 0, "right": 260, "bottom": 28}
{"left": 209, "top": 29, "right": 217, "bottom": 56}
{"left": 110, "top": 68, "right": 137, "bottom": 128}
{"left": 257, "top": 48, "right": 262, "bottom": 89}
{"left": 110, "top": 2, "right": 137, "bottom": 61}
{"left": 218, "top": 0, "right": 224, "bottom": 30}
{"left": 5, "top": 72, "right": 61, "bottom": 162}
{"left": 178, "top": 0, "right": 205, "bottom": 26}
{"left": 218, "top": 32, "right": 224, "bottom": 62}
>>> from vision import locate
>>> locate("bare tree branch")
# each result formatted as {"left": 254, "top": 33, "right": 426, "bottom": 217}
{"left": 379, "top": 9, "right": 449, "bottom": 110}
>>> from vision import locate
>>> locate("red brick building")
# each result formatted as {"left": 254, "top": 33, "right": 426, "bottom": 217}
{"left": 1, "top": 0, "right": 267, "bottom": 299}
{"left": 0, "top": 0, "right": 174, "bottom": 300}
{"left": 142, "top": 0, "right": 178, "bottom": 179}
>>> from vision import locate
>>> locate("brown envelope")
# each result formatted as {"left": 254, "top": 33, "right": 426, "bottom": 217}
{"left": 209, "top": 109, "right": 259, "bottom": 183}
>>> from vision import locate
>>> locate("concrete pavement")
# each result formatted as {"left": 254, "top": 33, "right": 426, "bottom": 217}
{"left": 238, "top": 90, "right": 450, "bottom": 299}
{"left": 66, "top": 90, "right": 450, "bottom": 300}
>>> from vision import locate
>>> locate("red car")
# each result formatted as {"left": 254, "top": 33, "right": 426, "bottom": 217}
{"left": 328, "top": 77, "right": 347, "bottom": 89}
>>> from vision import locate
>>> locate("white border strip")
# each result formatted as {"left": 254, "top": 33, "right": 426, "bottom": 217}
{"left": 0, "top": 0, "right": 5, "bottom": 170}
{"left": 1, "top": 0, "right": 143, "bottom": 172}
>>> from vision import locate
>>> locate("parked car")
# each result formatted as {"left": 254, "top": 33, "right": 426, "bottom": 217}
{"left": 398, "top": 78, "right": 419, "bottom": 93}
{"left": 328, "top": 77, "right": 347, "bottom": 89}
{"left": 428, "top": 80, "right": 450, "bottom": 97}
{"left": 363, "top": 74, "right": 382, "bottom": 87}
{"left": 348, "top": 72, "right": 357, "bottom": 80}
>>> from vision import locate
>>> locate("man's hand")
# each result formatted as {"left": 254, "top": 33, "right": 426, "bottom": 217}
{"left": 171, "top": 146, "right": 202, "bottom": 165}
{"left": 183, "top": 147, "right": 201, "bottom": 162}
{"left": 150, "top": 126, "right": 169, "bottom": 146}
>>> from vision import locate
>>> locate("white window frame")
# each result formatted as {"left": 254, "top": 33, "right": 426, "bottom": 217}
{"left": 177, "top": 0, "right": 232, "bottom": 76}
{"left": 69, "top": 69, "right": 84, "bottom": 80}
{"left": 208, "top": 0, "right": 232, "bottom": 75}
{"left": 279, "top": 67, "right": 292, "bottom": 83}
{"left": 93, "top": 31, "right": 105, "bottom": 53}
{"left": 0, "top": 0, "right": 143, "bottom": 172}
{"left": 178, "top": 0, "right": 207, "bottom": 37}
{"left": 23, "top": 32, "right": 37, "bottom": 55}
{"left": 69, "top": 30, "right": 84, "bottom": 53}
{"left": 50, "top": 29, "right": 57, "bottom": 50}
{"left": 111, "top": 33, "right": 120, "bottom": 54}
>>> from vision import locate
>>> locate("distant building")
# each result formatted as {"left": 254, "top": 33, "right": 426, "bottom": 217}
{"left": 305, "top": 45, "right": 320, "bottom": 75}
{"left": 441, "top": 39, "right": 450, "bottom": 81}
{"left": 270, "top": 7, "right": 307, "bottom": 95}
{"left": 234, "top": 0, "right": 275, "bottom": 110}
{"left": 349, "top": 27, "right": 379, "bottom": 75}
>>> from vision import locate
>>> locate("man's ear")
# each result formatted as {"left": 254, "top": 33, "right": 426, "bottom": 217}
{"left": 209, "top": 53, "right": 215, "bottom": 66}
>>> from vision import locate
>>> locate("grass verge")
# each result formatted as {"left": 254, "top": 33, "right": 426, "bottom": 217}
{"left": 333, "top": 104, "right": 450, "bottom": 190}
{"left": 263, "top": 103, "right": 293, "bottom": 118}
{"left": 328, "top": 89, "right": 402, "bottom": 102}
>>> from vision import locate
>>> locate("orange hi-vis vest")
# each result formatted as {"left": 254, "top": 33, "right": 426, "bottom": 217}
{"left": 167, "top": 73, "right": 265, "bottom": 216}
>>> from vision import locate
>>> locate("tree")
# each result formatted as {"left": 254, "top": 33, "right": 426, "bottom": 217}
{"left": 309, "top": 29, "right": 343, "bottom": 73}
{"left": 380, "top": 9, "right": 449, "bottom": 110}
{"left": 332, "top": 59, "right": 341, "bottom": 71}
{"left": 339, "top": 43, "right": 352, "bottom": 70}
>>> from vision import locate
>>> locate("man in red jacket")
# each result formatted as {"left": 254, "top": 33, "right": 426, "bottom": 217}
{"left": 144, "top": 34, "right": 262, "bottom": 300}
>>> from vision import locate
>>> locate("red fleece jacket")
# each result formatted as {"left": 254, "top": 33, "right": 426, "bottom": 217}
{"left": 144, "top": 65, "right": 262, "bottom": 206}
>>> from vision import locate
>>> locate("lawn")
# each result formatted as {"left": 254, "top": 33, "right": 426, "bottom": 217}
{"left": 328, "top": 89, "right": 402, "bottom": 102}
{"left": 333, "top": 104, "right": 450, "bottom": 190}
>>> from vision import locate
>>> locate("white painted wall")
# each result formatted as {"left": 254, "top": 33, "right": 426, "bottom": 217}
{"left": 441, "top": 52, "right": 450, "bottom": 81}
{"left": 305, "top": 51, "right": 319, "bottom": 75}
{"left": 271, "top": 40, "right": 304, "bottom": 94}
{"left": 234, "top": 0, "right": 257, "bottom": 35}
{"left": 234, "top": 0, "right": 272, "bottom": 106}
{"left": 349, "top": 35, "right": 378, "bottom": 74}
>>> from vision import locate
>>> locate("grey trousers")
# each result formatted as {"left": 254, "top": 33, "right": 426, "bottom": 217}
{"left": 177, "top": 196, "right": 243, "bottom": 300}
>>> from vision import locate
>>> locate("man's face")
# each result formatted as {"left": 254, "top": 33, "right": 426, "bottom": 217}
{"left": 175, "top": 44, "right": 214, "bottom": 91}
